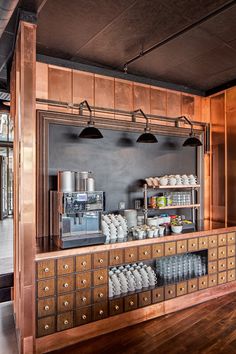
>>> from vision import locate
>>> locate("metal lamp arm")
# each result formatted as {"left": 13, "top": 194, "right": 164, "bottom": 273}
{"left": 132, "top": 109, "right": 150, "bottom": 131}
{"left": 176, "top": 115, "right": 193, "bottom": 135}
{"left": 79, "top": 100, "right": 93, "bottom": 124}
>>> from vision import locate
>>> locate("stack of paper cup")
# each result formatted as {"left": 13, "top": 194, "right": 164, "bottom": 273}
{"left": 124, "top": 209, "right": 137, "bottom": 228}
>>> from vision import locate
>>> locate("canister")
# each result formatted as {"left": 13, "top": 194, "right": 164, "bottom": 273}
{"left": 58, "top": 171, "right": 75, "bottom": 192}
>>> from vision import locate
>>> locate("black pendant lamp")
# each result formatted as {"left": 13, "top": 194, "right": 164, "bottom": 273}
{"left": 133, "top": 109, "right": 158, "bottom": 143}
{"left": 0, "top": 100, "right": 10, "bottom": 113}
{"left": 78, "top": 100, "right": 103, "bottom": 139}
{"left": 176, "top": 116, "right": 202, "bottom": 147}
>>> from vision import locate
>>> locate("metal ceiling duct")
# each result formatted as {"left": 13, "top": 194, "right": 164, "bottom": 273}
{"left": 0, "top": 0, "right": 19, "bottom": 39}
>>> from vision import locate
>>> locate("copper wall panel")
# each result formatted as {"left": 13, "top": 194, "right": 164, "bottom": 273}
{"left": 181, "top": 94, "right": 195, "bottom": 120}
{"left": 36, "top": 62, "right": 48, "bottom": 100}
{"left": 72, "top": 70, "right": 94, "bottom": 106}
{"left": 150, "top": 87, "right": 167, "bottom": 116}
{"left": 95, "top": 75, "right": 114, "bottom": 119}
{"left": 166, "top": 91, "right": 181, "bottom": 117}
{"left": 114, "top": 78, "right": 133, "bottom": 112}
{"left": 133, "top": 83, "right": 150, "bottom": 114}
{"left": 48, "top": 66, "right": 72, "bottom": 114}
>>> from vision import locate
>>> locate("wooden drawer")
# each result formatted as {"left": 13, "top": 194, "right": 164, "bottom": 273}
{"left": 93, "top": 269, "right": 108, "bottom": 286}
{"left": 227, "top": 232, "right": 236, "bottom": 245}
{"left": 109, "top": 249, "right": 124, "bottom": 266}
{"left": 124, "top": 247, "right": 138, "bottom": 263}
{"left": 208, "top": 235, "right": 217, "bottom": 248}
{"left": 109, "top": 298, "right": 123, "bottom": 316}
{"left": 57, "top": 311, "right": 74, "bottom": 332}
{"left": 199, "top": 237, "right": 208, "bottom": 250}
{"left": 208, "top": 261, "right": 217, "bottom": 274}
{"left": 177, "top": 240, "right": 187, "bottom": 254}
{"left": 188, "top": 279, "right": 198, "bottom": 293}
{"left": 138, "top": 245, "right": 152, "bottom": 260}
{"left": 76, "top": 289, "right": 91, "bottom": 307}
{"left": 165, "top": 242, "right": 176, "bottom": 256}
{"left": 218, "top": 246, "right": 227, "bottom": 259}
{"left": 198, "top": 275, "right": 208, "bottom": 290}
{"left": 218, "top": 259, "right": 227, "bottom": 272}
{"left": 227, "top": 257, "right": 235, "bottom": 270}
{"left": 165, "top": 285, "right": 176, "bottom": 300}
{"left": 76, "top": 306, "right": 92, "bottom": 326}
{"left": 152, "top": 287, "right": 164, "bottom": 303}
{"left": 93, "top": 285, "right": 108, "bottom": 303}
{"left": 138, "top": 290, "right": 152, "bottom": 308}
{"left": 218, "top": 234, "right": 227, "bottom": 246}
{"left": 57, "top": 257, "right": 74, "bottom": 275}
{"left": 228, "top": 269, "right": 236, "bottom": 282}
{"left": 124, "top": 294, "right": 138, "bottom": 311}
{"left": 208, "top": 248, "right": 217, "bottom": 261}
{"left": 57, "top": 293, "right": 74, "bottom": 313}
{"left": 152, "top": 243, "right": 164, "bottom": 258}
{"left": 37, "top": 316, "right": 55, "bottom": 337}
{"left": 57, "top": 275, "right": 75, "bottom": 294}
{"left": 37, "top": 297, "right": 55, "bottom": 318}
{"left": 218, "top": 271, "right": 227, "bottom": 285}
{"left": 188, "top": 238, "right": 198, "bottom": 252}
{"left": 37, "top": 278, "right": 55, "bottom": 298}
{"left": 76, "top": 271, "right": 91, "bottom": 289}
{"left": 228, "top": 245, "right": 235, "bottom": 258}
{"left": 93, "top": 252, "right": 108, "bottom": 269}
{"left": 93, "top": 301, "right": 108, "bottom": 321}
{"left": 37, "top": 260, "right": 55, "bottom": 279}
{"left": 208, "top": 274, "right": 217, "bottom": 287}
{"left": 76, "top": 254, "right": 91, "bottom": 272}
{"left": 177, "top": 281, "right": 187, "bottom": 297}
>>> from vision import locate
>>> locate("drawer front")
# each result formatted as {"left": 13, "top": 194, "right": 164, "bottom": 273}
{"left": 177, "top": 240, "right": 187, "bottom": 254}
{"left": 138, "top": 291, "right": 152, "bottom": 308}
{"left": 177, "top": 281, "right": 187, "bottom": 297}
{"left": 152, "top": 287, "right": 164, "bottom": 303}
{"left": 208, "top": 235, "right": 217, "bottom": 248}
{"left": 37, "top": 279, "right": 55, "bottom": 298}
{"left": 93, "top": 301, "right": 108, "bottom": 321}
{"left": 218, "top": 234, "right": 227, "bottom": 246}
{"left": 37, "top": 316, "right": 55, "bottom": 337}
{"left": 208, "top": 274, "right": 217, "bottom": 287}
{"left": 124, "top": 294, "right": 138, "bottom": 311}
{"left": 93, "top": 285, "right": 108, "bottom": 303}
{"left": 76, "top": 289, "right": 91, "bottom": 308}
{"left": 228, "top": 269, "right": 236, "bottom": 282}
{"left": 188, "top": 279, "right": 198, "bottom": 293}
{"left": 218, "top": 271, "right": 227, "bottom": 285}
{"left": 57, "top": 311, "right": 74, "bottom": 332}
{"left": 165, "top": 242, "right": 176, "bottom": 256}
{"left": 208, "top": 248, "right": 217, "bottom": 261}
{"left": 199, "top": 237, "right": 208, "bottom": 250}
{"left": 76, "top": 271, "right": 91, "bottom": 290}
{"left": 188, "top": 238, "right": 198, "bottom": 252}
{"left": 57, "top": 257, "right": 74, "bottom": 275}
{"left": 37, "top": 260, "right": 55, "bottom": 279}
{"left": 227, "top": 232, "right": 236, "bottom": 245}
{"left": 76, "top": 254, "right": 91, "bottom": 272}
{"left": 165, "top": 285, "right": 176, "bottom": 300}
{"left": 198, "top": 275, "right": 208, "bottom": 290}
{"left": 208, "top": 261, "right": 217, "bottom": 274}
{"left": 109, "top": 298, "right": 123, "bottom": 316}
{"left": 218, "top": 259, "right": 227, "bottom": 272}
{"left": 138, "top": 245, "right": 152, "bottom": 260}
{"left": 227, "top": 257, "right": 235, "bottom": 270}
{"left": 228, "top": 245, "right": 235, "bottom": 258}
{"left": 76, "top": 306, "right": 92, "bottom": 326}
{"left": 218, "top": 246, "right": 227, "bottom": 259}
{"left": 57, "top": 293, "right": 74, "bottom": 313}
{"left": 93, "top": 252, "right": 108, "bottom": 269}
{"left": 109, "top": 249, "right": 124, "bottom": 266}
{"left": 93, "top": 269, "right": 108, "bottom": 287}
{"left": 57, "top": 275, "right": 75, "bottom": 294}
{"left": 124, "top": 247, "right": 138, "bottom": 263}
{"left": 37, "top": 297, "right": 55, "bottom": 318}
{"left": 152, "top": 244, "right": 164, "bottom": 258}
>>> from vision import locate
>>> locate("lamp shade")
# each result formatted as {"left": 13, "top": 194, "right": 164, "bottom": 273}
{"left": 183, "top": 135, "right": 202, "bottom": 147}
{"left": 136, "top": 132, "right": 158, "bottom": 143}
{"left": 79, "top": 125, "right": 103, "bottom": 139}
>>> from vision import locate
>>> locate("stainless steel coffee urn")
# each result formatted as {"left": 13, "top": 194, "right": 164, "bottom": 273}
{"left": 58, "top": 171, "right": 75, "bottom": 192}
{"left": 75, "top": 171, "right": 95, "bottom": 192}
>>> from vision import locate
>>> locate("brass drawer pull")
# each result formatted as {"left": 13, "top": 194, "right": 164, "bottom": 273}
{"left": 143, "top": 251, "right": 148, "bottom": 255}
{"left": 82, "top": 261, "right": 87, "bottom": 266}
{"left": 81, "top": 279, "right": 87, "bottom": 285}
{"left": 63, "top": 264, "right": 69, "bottom": 270}
{"left": 168, "top": 247, "right": 173, "bottom": 251}
{"left": 129, "top": 253, "right": 134, "bottom": 258}
{"left": 143, "top": 297, "right": 148, "bottom": 302}
{"left": 180, "top": 245, "right": 185, "bottom": 249}
{"left": 211, "top": 240, "right": 216, "bottom": 244}
{"left": 82, "top": 314, "right": 87, "bottom": 320}
{"left": 211, "top": 253, "right": 216, "bottom": 257}
{"left": 82, "top": 296, "right": 87, "bottom": 302}
{"left": 230, "top": 262, "right": 234, "bottom": 266}
{"left": 202, "top": 241, "right": 206, "bottom": 245}
{"left": 221, "top": 251, "right": 225, "bottom": 255}
{"left": 222, "top": 238, "right": 225, "bottom": 242}
{"left": 157, "top": 293, "right": 161, "bottom": 297}
{"left": 191, "top": 284, "right": 196, "bottom": 289}
{"left": 98, "top": 275, "right": 104, "bottom": 280}
{"left": 212, "top": 279, "right": 216, "bottom": 283}
{"left": 99, "top": 258, "right": 104, "bottom": 264}
{"left": 212, "top": 266, "right": 216, "bottom": 270}
{"left": 201, "top": 281, "right": 206, "bottom": 285}
{"left": 230, "top": 250, "right": 235, "bottom": 253}
{"left": 129, "top": 301, "right": 134, "bottom": 306}
{"left": 115, "top": 305, "right": 119, "bottom": 310}
{"left": 115, "top": 256, "right": 120, "bottom": 260}
{"left": 63, "top": 283, "right": 69, "bottom": 288}
{"left": 44, "top": 286, "right": 49, "bottom": 292}
{"left": 220, "top": 264, "right": 225, "bottom": 268}
{"left": 64, "top": 320, "right": 69, "bottom": 325}
{"left": 44, "top": 267, "right": 49, "bottom": 273}
{"left": 157, "top": 249, "right": 161, "bottom": 253}
{"left": 230, "top": 237, "right": 234, "bottom": 241}
{"left": 180, "top": 287, "right": 185, "bottom": 291}
{"left": 230, "top": 274, "right": 234, "bottom": 278}
{"left": 44, "top": 324, "right": 49, "bottom": 330}
{"left": 191, "top": 243, "right": 196, "bottom": 247}
{"left": 98, "top": 293, "right": 104, "bottom": 298}
{"left": 99, "top": 310, "right": 104, "bottom": 315}
{"left": 63, "top": 301, "right": 69, "bottom": 307}
{"left": 168, "top": 290, "right": 173, "bottom": 295}
{"left": 44, "top": 305, "right": 50, "bottom": 311}
{"left": 221, "top": 276, "right": 225, "bottom": 280}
